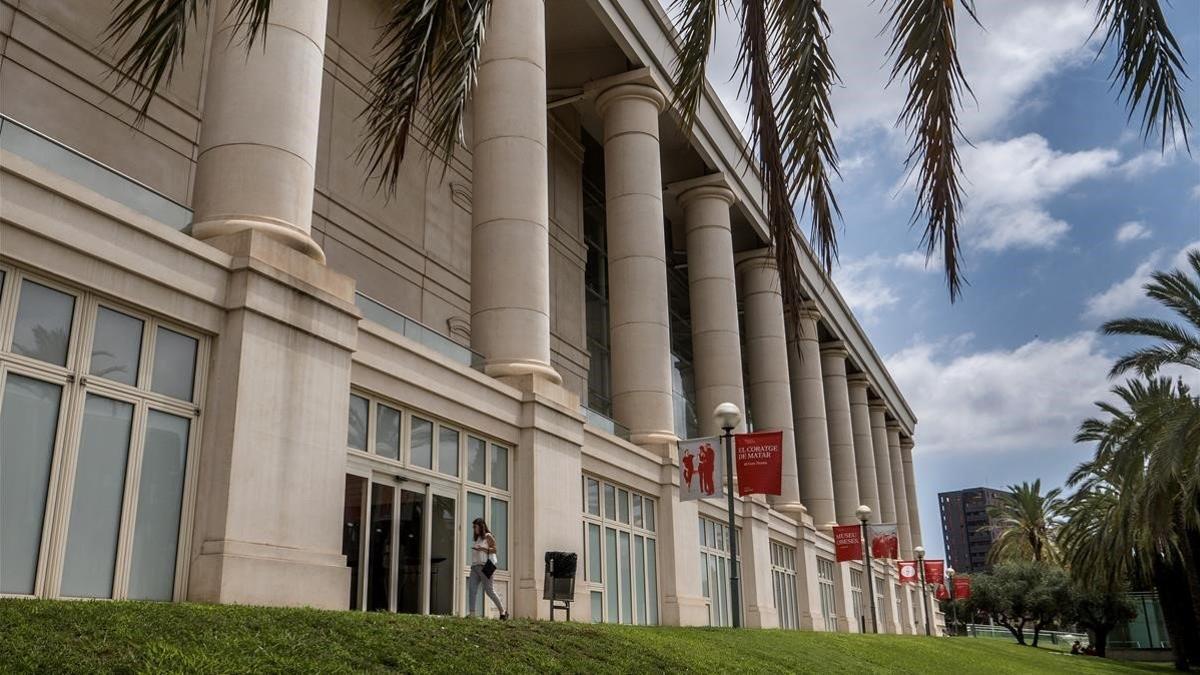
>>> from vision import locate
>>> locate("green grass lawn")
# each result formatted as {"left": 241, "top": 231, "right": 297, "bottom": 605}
{"left": 0, "top": 599, "right": 1169, "bottom": 674}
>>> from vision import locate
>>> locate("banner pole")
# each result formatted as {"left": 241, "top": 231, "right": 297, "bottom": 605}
{"left": 858, "top": 507, "right": 877, "bottom": 634}
{"left": 722, "top": 425, "right": 741, "bottom": 628}
{"left": 916, "top": 547, "right": 931, "bottom": 636}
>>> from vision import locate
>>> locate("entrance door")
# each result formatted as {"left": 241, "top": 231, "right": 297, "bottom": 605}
{"left": 342, "top": 475, "right": 457, "bottom": 615}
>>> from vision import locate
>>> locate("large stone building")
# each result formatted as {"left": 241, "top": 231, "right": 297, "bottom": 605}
{"left": 939, "top": 487, "right": 1008, "bottom": 575}
{"left": 0, "top": 0, "right": 936, "bottom": 632}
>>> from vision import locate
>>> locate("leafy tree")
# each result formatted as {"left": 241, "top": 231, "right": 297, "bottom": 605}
{"left": 986, "top": 480, "right": 1064, "bottom": 564}
{"left": 1066, "top": 587, "right": 1138, "bottom": 659}
{"left": 966, "top": 561, "right": 1072, "bottom": 647}
{"left": 1103, "top": 250, "right": 1200, "bottom": 379}
{"left": 104, "top": 0, "right": 1190, "bottom": 312}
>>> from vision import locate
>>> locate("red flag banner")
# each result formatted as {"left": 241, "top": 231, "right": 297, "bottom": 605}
{"left": 923, "top": 560, "right": 945, "bottom": 586}
{"left": 734, "top": 430, "right": 783, "bottom": 496}
{"left": 833, "top": 525, "right": 863, "bottom": 562}
{"left": 868, "top": 524, "right": 899, "bottom": 559}
{"left": 897, "top": 560, "right": 919, "bottom": 584}
{"left": 953, "top": 576, "right": 971, "bottom": 599}
{"left": 936, "top": 584, "right": 950, "bottom": 601}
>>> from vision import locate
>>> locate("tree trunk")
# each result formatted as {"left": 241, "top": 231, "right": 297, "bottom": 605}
{"left": 1032, "top": 622, "right": 1041, "bottom": 648}
{"left": 1153, "top": 555, "right": 1195, "bottom": 671}
{"left": 998, "top": 616, "right": 1025, "bottom": 645}
{"left": 1185, "top": 527, "right": 1200, "bottom": 634}
{"left": 1094, "top": 627, "right": 1109, "bottom": 659}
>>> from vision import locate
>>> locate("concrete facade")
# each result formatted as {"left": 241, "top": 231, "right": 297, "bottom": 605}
{"left": 0, "top": 0, "right": 937, "bottom": 632}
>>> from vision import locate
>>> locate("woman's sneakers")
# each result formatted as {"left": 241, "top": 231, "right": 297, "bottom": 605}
{"left": 500, "top": 613, "right": 509, "bottom": 621}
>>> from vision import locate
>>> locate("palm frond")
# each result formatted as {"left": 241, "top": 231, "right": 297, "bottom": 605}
{"left": 106, "top": 0, "right": 271, "bottom": 120}
{"left": 1093, "top": 0, "right": 1192, "bottom": 151}
{"left": 668, "top": 0, "right": 721, "bottom": 131}
{"left": 773, "top": 0, "right": 843, "bottom": 274}
{"left": 884, "top": 0, "right": 979, "bottom": 302}
{"left": 356, "top": 0, "right": 492, "bottom": 194}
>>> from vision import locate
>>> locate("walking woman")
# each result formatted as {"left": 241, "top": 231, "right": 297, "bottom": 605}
{"left": 468, "top": 517, "right": 508, "bottom": 619}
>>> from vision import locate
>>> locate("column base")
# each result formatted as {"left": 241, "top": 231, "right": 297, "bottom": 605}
{"left": 191, "top": 217, "right": 325, "bottom": 264}
{"left": 770, "top": 501, "right": 808, "bottom": 518}
{"left": 662, "top": 594, "right": 711, "bottom": 626}
{"left": 188, "top": 542, "right": 350, "bottom": 610}
{"left": 483, "top": 358, "right": 563, "bottom": 386}
{"left": 630, "top": 430, "right": 679, "bottom": 449}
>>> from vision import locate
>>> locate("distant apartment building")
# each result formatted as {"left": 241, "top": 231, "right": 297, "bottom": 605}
{"left": 939, "top": 488, "right": 1007, "bottom": 574}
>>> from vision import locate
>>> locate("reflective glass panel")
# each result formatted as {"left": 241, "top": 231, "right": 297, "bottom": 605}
{"left": 466, "top": 437, "right": 486, "bottom": 483}
{"left": 491, "top": 498, "right": 508, "bottom": 570}
{"left": 438, "top": 426, "right": 459, "bottom": 477}
{"left": 646, "top": 539, "right": 659, "bottom": 625}
{"left": 634, "top": 536, "right": 647, "bottom": 624}
{"left": 429, "top": 494, "right": 456, "bottom": 615}
{"left": 367, "top": 483, "right": 394, "bottom": 611}
{"left": 410, "top": 417, "right": 433, "bottom": 469}
{"left": 151, "top": 327, "right": 197, "bottom": 401}
{"left": 90, "top": 307, "right": 143, "bottom": 386}
{"left": 347, "top": 395, "right": 368, "bottom": 450}
{"left": 12, "top": 280, "right": 74, "bottom": 366}
{"left": 0, "top": 375, "right": 62, "bottom": 594}
{"left": 466, "top": 492, "right": 485, "bottom": 562}
{"left": 342, "top": 475, "right": 367, "bottom": 610}
{"left": 61, "top": 395, "right": 133, "bottom": 598}
{"left": 490, "top": 444, "right": 508, "bottom": 490}
{"left": 375, "top": 404, "right": 400, "bottom": 460}
{"left": 617, "top": 489, "right": 629, "bottom": 524}
{"left": 128, "top": 410, "right": 190, "bottom": 601}
{"left": 603, "top": 484, "right": 616, "bottom": 520}
{"left": 591, "top": 590, "right": 604, "bottom": 623}
{"left": 605, "top": 528, "right": 618, "bottom": 621}
{"left": 585, "top": 478, "right": 600, "bottom": 516}
{"left": 644, "top": 499, "right": 655, "bottom": 533}
{"left": 619, "top": 531, "right": 632, "bottom": 623}
{"left": 587, "top": 523, "right": 602, "bottom": 581}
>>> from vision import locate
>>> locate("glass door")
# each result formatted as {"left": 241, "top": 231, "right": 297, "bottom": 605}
{"left": 396, "top": 484, "right": 424, "bottom": 614}
{"left": 427, "top": 489, "right": 457, "bottom": 615}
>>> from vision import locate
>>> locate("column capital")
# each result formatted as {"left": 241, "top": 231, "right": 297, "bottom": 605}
{"left": 868, "top": 400, "right": 889, "bottom": 415}
{"left": 591, "top": 69, "right": 666, "bottom": 117}
{"left": 735, "top": 247, "right": 777, "bottom": 272}
{"left": 789, "top": 300, "right": 822, "bottom": 323}
{"left": 887, "top": 419, "right": 904, "bottom": 432}
{"left": 900, "top": 436, "right": 915, "bottom": 450}
{"left": 819, "top": 340, "right": 848, "bottom": 359}
{"left": 846, "top": 372, "right": 871, "bottom": 391}
{"left": 668, "top": 173, "right": 737, "bottom": 209}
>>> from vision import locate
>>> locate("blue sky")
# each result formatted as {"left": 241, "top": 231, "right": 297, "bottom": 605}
{"left": 701, "top": 0, "right": 1200, "bottom": 560}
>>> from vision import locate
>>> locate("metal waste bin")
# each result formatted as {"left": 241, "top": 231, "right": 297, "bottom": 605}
{"left": 543, "top": 551, "right": 577, "bottom": 620}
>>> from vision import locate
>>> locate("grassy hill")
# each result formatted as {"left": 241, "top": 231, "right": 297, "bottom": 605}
{"left": 0, "top": 599, "right": 1166, "bottom": 674}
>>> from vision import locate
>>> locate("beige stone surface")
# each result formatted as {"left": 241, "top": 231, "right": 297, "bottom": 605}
{"left": 789, "top": 305, "right": 837, "bottom": 527}
{"left": 901, "top": 437, "right": 923, "bottom": 549}
{"left": 869, "top": 403, "right": 897, "bottom": 525}
{"left": 821, "top": 343, "right": 860, "bottom": 525}
{"left": 888, "top": 423, "right": 914, "bottom": 559}
{"left": 847, "top": 374, "right": 880, "bottom": 522}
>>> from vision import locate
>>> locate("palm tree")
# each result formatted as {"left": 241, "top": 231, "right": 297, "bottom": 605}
{"left": 1063, "top": 377, "right": 1200, "bottom": 670}
{"left": 1103, "top": 249, "right": 1200, "bottom": 378}
{"left": 985, "top": 479, "right": 1063, "bottom": 565}
{"left": 105, "top": 0, "right": 1190, "bottom": 311}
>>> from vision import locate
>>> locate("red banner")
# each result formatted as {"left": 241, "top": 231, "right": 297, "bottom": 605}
{"left": 833, "top": 525, "right": 863, "bottom": 562}
{"left": 935, "top": 584, "right": 949, "bottom": 601}
{"left": 923, "top": 560, "right": 945, "bottom": 586}
{"left": 868, "top": 524, "right": 899, "bottom": 559}
{"left": 897, "top": 560, "right": 919, "bottom": 584}
{"left": 734, "top": 431, "right": 783, "bottom": 496}
{"left": 953, "top": 576, "right": 971, "bottom": 599}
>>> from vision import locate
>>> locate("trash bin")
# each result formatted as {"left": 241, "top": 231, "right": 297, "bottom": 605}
{"left": 543, "top": 551, "right": 577, "bottom": 602}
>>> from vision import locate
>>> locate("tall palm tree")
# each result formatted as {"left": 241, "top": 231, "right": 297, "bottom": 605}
{"left": 985, "top": 479, "right": 1064, "bottom": 564}
{"left": 1103, "top": 249, "right": 1200, "bottom": 378}
{"left": 1063, "top": 377, "right": 1200, "bottom": 671}
{"left": 105, "top": 0, "right": 1190, "bottom": 310}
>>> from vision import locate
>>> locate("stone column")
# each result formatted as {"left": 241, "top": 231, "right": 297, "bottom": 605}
{"left": 671, "top": 174, "right": 745, "bottom": 436}
{"left": 737, "top": 250, "right": 805, "bottom": 516}
{"left": 868, "top": 403, "right": 897, "bottom": 526}
{"left": 820, "top": 342, "right": 859, "bottom": 525}
{"left": 593, "top": 72, "right": 675, "bottom": 448}
{"left": 788, "top": 303, "right": 837, "bottom": 527}
{"left": 889, "top": 423, "right": 914, "bottom": 558}
{"left": 901, "top": 436, "right": 923, "bottom": 548}
{"left": 468, "top": 0, "right": 560, "bottom": 383}
{"left": 846, "top": 374, "right": 880, "bottom": 522}
{"left": 190, "top": 0, "right": 328, "bottom": 262}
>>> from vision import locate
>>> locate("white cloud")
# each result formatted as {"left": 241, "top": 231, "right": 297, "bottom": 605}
{"left": 889, "top": 333, "right": 1114, "bottom": 456}
{"left": 1192, "top": 184, "right": 1200, "bottom": 200}
{"left": 1083, "top": 242, "right": 1200, "bottom": 320}
{"left": 960, "top": 134, "right": 1120, "bottom": 251}
{"left": 1114, "top": 221, "right": 1151, "bottom": 244}
{"left": 1117, "top": 149, "right": 1180, "bottom": 178}
{"left": 831, "top": 251, "right": 940, "bottom": 318}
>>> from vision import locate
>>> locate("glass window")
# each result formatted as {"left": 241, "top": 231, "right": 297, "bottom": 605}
{"left": 0, "top": 375, "right": 63, "bottom": 594}
{"left": 150, "top": 327, "right": 197, "bottom": 401}
{"left": 617, "top": 489, "right": 629, "bottom": 524}
{"left": 591, "top": 591, "right": 604, "bottom": 623}
{"left": 60, "top": 395, "right": 134, "bottom": 598}
{"left": 588, "top": 523, "right": 602, "bottom": 581}
{"left": 634, "top": 535, "right": 647, "bottom": 625}
{"left": 603, "top": 484, "right": 616, "bottom": 519}
{"left": 12, "top": 280, "right": 74, "bottom": 366}
{"left": 90, "top": 307, "right": 143, "bottom": 386}
{"left": 127, "top": 410, "right": 191, "bottom": 601}
{"left": 375, "top": 404, "right": 401, "bottom": 460}
{"left": 466, "top": 437, "right": 486, "bottom": 483}
{"left": 646, "top": 539, "right": 659, "bottom": 625}
{"left": 465, "top": 492, "right": 486, "bottom": 562}
{"left": 619, "top": 531, "right": 632, "bottom": 623}
{"left": 347, "top": 395, "right": 368, "bottom": 450}
{"left": 605, "top": 528, "right": 618, "bottom": 621}
{"left": 437, "top": 426, "right": 459, "bottom": 476}
{"left": 410, "top": 417, "right": 433, "bottom": 469}
{"left": 632, "top": 495, "right": 643, "bottom": 529}
{"left": 585, "top": 478, "right": 600, "bottom": 516}
{"left": 490, "top": 444, "right": 508, "bottom": 490}
{"left": 490, "top": 498, "right": 508, "bottom": 570}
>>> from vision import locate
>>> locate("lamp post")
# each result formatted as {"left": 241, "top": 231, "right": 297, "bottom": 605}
{"left": 946, "top": 566, "right": 957, "bottom": 636}
{"left": 915, "top": 545, "right": 931, "bottom": 636}
{"left": 857, "top": 504, "right": 878, "bottom": 634}
{"left": 714, "top": 402, "right": 742, "bottom": 628}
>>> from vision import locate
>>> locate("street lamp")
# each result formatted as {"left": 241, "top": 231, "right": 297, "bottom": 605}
{"left": 714, "top": 402, "right": 742, "bottom": 628}
{"left": 946, "top": 566, "right": 957, "bottom": 636}
{"left": 915, "top": 545, "right": 931, "bottom": 636}
{"left": 857, "top": 504, "right": 877, "bottom": 634}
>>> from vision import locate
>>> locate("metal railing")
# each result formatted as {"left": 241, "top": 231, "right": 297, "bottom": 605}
{"left": 0, "top": 114, "right": 193, "bottom": 229}
{"left": 963, "top": 624, "right": 1087, "bottom": 649}
{"left": 582, "top": 406, "right": 631, "bottom": 441}
{"left": 355, "top": 292, "right": 484, "bottom": 369}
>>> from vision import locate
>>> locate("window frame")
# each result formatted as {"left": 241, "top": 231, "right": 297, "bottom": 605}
{"left": 581, "top": 475, "right": 659, "bottom": 625}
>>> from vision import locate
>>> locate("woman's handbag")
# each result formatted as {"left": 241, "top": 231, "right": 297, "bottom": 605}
{"left": 482, "top": 556, "right": 497, "bottom": 578}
